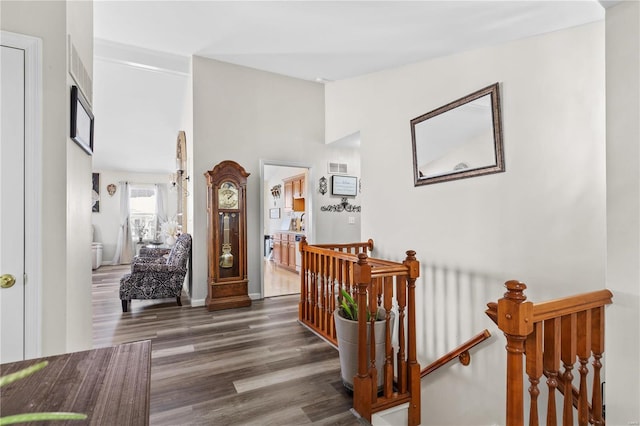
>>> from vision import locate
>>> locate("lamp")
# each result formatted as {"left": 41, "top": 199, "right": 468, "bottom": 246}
{"left": 169, "top": 170, "right": 190, "bottom": 196}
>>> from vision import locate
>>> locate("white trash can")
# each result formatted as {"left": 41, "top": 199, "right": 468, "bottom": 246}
{"left": 92, "top": 242, "right": 103, "bottom": 270}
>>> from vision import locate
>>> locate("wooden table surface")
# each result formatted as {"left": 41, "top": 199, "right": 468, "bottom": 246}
{"left": 0, "top": 340, "right": 151, "bottom": 425}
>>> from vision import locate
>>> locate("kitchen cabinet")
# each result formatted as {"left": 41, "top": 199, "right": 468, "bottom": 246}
{"left": 271, "top": 232, "right": 301, "bottom": 273}
{"left": 293, "top": 176, "right": 304, "bottom": 198}
{"left": 288, "top": 235, "right": 296, "bottom": 269}
{"left": 273, "top": 234, "right": 282, "bottom": 264}
{"left": 281, "top": 238, "right": 290, "bottom": 266}
{"left": 284, "top": 181, "right": 293, "bottom": 210}
{"left": 283, "top": 173, "right": 305, "bottom": 211}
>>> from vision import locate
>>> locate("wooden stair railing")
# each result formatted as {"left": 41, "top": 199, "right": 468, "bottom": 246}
{"left": 299, "top": 237, "right": 421, "bottom": 425}
{"left": 486, "top": 280, "right": 613, "bottom": 426}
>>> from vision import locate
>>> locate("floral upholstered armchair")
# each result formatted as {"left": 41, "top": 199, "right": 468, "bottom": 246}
{"left": 120, "top": 233, "right": 191, "bottom": 312}
{"left": 138, "top": 246, "right": 171, "bottom": 259}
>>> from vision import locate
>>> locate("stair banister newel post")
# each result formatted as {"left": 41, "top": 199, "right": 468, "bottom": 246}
{"left": 353, "top": 252, "right": 373, "bottom": 422}
{"left": 497, "top": 280, "right": 534, "bottom": 426}
{"left": 404, "top": 250, "right": 421, "bottom": 426}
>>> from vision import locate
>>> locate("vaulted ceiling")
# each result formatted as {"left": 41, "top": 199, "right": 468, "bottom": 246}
{"left": 92, "top": 1, "right": 606, "bottom": 173}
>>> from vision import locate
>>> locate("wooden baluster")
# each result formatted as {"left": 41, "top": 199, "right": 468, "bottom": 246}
{"left": 497, "top": 280, "right": 534, "bottom": 426}
{"left": 544, "top": 318, "right": 561, "bottom": 426}
{"left": 383, "top": 276, "right": 394, "bottom": 397}
{"left": 328, "top": 256, "right": 336, "bottom": 340}
{"left": 299, "top": 239, "right": 307, "bottom": 322}
{"left": 369, "top": 278, "right": 378, "bottom": 403}
{"left": 403, "top": 250, "right": 421, "bottom": 426}
{"left": 396, "top": 269, "right": 407, "bottom": 394}
{"left": 591, "top": 306, "right": 605, "bottom": 426}
{"left": 317, "top": 253, "right": 323, "bottom": 331}
{"left": 311, "top": 252, "right": 318, "bottom": 325}
{"left": 561, "top": 313, "right": 577, "bottom": 426}
{"left": 353, "top": 253, "right": 373, "bottom": 422}
{"left": 305, "top": 251, "right": 311, "bottom": 322}
{"left": 325, "top": 255, "right": 331, "bottom": 334}
{"left": 526, "top": 322, "right": 543, "bottom": 426}
{"left": 318, "top": 253, "right": 323, "bottom": 329}
{"left": 320, "top": 255, "right": 328, "bottom": 333}
{"left": 306, "top": 251, "right": 312, "bottom": 323}
{"left": 577, "top": 310, "right": 592, "bottom": 426}
{"left": 347, "top": 258, "right": 352, "bottom": 287}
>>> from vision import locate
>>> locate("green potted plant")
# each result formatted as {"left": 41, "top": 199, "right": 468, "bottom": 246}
{"left": 333, "top": 288, "right": 394, "bottom": 392}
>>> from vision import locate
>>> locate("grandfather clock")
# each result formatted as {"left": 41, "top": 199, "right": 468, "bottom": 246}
{"left": 205, "top": 160, "right": 251, "bottom": 311}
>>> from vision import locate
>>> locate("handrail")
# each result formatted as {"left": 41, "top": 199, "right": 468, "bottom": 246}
{"left": 532, "top": 289, "right": 612, "bottom": 321}
{"left": 312, "top": 238, "right": 374, "bottom": 252}
{"left": 420, "top": 329, "right": 491, "bottom": 377}
{"left": 487, "top": 280, "right": 613, "bottom": 426}
{"left": 486, "top": 289, "right": 613, "bottom": 324}
{"left": 299, "top": 237, "right": 421, "bottom": 425}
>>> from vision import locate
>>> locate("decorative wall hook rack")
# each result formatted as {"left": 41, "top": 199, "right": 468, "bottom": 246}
{"left": 270, "top": 184, "right": 281, "bottom": 199}
{"left": 320, "top": 197, "right": 361, "bottom": 212}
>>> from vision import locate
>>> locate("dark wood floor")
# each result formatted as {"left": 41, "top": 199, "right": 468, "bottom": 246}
{"left": 92, "top": 265, "right": 364, "bottom": 425}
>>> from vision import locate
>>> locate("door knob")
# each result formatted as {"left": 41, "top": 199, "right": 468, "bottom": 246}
{"left": 1, "top": 274, "right": 16, "bottom": 288}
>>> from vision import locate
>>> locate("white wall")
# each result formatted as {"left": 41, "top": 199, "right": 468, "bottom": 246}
{"left": 1, "top": 0, "right": 94, "bottom": 355}
{"left": 93, "top": 41, "right": 191, "bottom": 174}
{"left": 326, "top": 22, "right": 606, "bottom": 425}
{"left": 605, "top": 1, "right": 640, "bottom": 424}
{"left": 314, "top": 145, "right": 362, "bottom": 244}
{"left": 65, "top": 0, "right": 93, "bottom": 356}
{"left": 192, "top": 57, "right": 326, "bottom": 301}
{"left": 91, "top": 170, "right": 177, "bottom": 262}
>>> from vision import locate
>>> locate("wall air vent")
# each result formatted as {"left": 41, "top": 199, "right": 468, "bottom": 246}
{"left": 328, "top": 162, "right": 348, "bottom": 174}
{"left": 68, "top": 35, "right": 93, "bottom": 105}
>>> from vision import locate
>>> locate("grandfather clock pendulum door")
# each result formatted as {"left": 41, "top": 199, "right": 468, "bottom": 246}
{"left": 205, "top": 160, "right": 251, "bottom": 311}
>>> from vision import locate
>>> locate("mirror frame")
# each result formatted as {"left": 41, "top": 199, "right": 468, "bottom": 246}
{"left": 410, "top": 82, "right": 504, "bottom": 186}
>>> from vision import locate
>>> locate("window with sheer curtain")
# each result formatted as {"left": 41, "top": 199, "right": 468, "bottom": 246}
{"left": 129, "top": 185, "right": 158, "bottom": 242}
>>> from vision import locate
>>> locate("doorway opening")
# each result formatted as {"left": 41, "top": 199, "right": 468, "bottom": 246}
{"left": 260, "top": 161, "right": 312, "bottom": 298}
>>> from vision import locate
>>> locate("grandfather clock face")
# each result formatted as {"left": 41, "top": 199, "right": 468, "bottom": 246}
{"left": 218, "top": 182, "right": 238, "bottom": 209}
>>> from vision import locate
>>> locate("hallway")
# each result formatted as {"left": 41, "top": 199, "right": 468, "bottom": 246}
{"left": 263, "top": 258, "right": 300, "bottom": 297}
{"left": 92, "top": 265, "right": 361, "bottom": 425}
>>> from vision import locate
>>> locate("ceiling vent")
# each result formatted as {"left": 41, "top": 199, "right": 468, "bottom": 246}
{"left": 328, "top": 162, "right": 348, "bottom": 174}
{"left": 68, "top": 35, "right": 93, "bottom": 105}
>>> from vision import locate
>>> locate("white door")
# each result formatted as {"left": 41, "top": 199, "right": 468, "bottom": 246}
{"left": 0, "top": 44, "right": 26, "bottom": 363}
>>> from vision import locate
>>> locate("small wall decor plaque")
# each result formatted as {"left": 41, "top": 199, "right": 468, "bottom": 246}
{"left": 319, "top": 176, "right": 328, "bottom": 195}
{"left": 107, "top": 183, "right": 117, "bottom": 196}
{"left": 331, "top": 175, "right": 357, "bottom": 197}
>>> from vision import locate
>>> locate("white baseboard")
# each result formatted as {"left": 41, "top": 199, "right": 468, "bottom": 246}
{"left": 249, "top": 292, "right": 262, "bottom": 300}
{"left": 190, "top": 298, "right": 205, "bottom": 307}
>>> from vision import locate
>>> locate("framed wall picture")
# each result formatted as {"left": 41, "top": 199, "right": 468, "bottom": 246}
{"left": 269, "top": 208, "right": 280, "bottom": 219}
{"left": 70, "top": 85, "right": 94, "bottom": 155}
{"left": 331, "top": 175, "right": 358, "bottom": 197}
{"left": 92, "top": 173, "right": 100, "bottom": 212}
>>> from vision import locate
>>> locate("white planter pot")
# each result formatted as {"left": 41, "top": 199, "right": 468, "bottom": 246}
{"left": 333, "top": 308, "right": 395, "bottom": 392}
